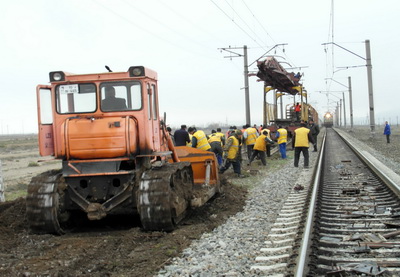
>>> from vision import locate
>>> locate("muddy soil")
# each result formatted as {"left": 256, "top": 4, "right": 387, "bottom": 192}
{"left": 0, "top": 135, "right": 249, "bottom": 277}
{"left": 0, "top": 183, "right": 247, "bottom": 277}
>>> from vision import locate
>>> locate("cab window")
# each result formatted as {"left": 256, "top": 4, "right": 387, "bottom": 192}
{"left": 100, "top": 81, "right": 142, "bottom": 112}
{"left": 56, "top": 83, "right": 96, "bottom": 114}
{"left": 151, "top": 84, "right": 158, "bottom": 120}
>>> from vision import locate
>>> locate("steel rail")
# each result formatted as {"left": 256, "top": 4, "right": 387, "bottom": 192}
{"left": 335, "top": 128, "right": 400, "bottom": 198}
{"left": 294, "top": 131, "right": 326, "bottom": 276}
{"left": 295, "top": 127, "right": 400, "bottom": 276}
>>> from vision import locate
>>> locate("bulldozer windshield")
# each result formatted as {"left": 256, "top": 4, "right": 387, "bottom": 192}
{"left": 55, "top": 81, "right": 142, "bottom": 114}
{"left": 56, "top": 83, "right": 97, "bottom": 114}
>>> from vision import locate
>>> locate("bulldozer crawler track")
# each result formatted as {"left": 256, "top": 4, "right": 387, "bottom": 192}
{"left": 138, "top": 162, "right": 193, "bottom": 231}
{"left": 26, "top": 170, "right": 67, "bottom": 235}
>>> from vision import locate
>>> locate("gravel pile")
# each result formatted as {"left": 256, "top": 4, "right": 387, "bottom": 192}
{"left": 157, "top": 126, "right": 399, "bottom": 277}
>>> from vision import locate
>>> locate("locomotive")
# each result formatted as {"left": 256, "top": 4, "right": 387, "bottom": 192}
{"left": 323, "top": 112, "right": 334, "bottom": 128}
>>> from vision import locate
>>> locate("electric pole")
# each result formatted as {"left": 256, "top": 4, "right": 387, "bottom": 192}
{"left": 365, "top": 39, "right": 376, "bottom": 135}
{"left": 219, "top": 45, "right": 251, "bottom": 125}
{"left": 348, "top": 76, "right": 354, "bottom": 131}
{"left": 322, "top": 40, "right": 376, "bottom": 137}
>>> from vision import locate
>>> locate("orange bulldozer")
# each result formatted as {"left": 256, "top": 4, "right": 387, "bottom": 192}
{"left": 27, "top": 66, "right": 220, "bottom": 234}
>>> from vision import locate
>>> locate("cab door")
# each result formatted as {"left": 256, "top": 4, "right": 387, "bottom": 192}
{"left": 147, "top": 83, "right": 161, "bottom": 151}
{"left": 36, "top": 85, "right": 55, "bottom": 156}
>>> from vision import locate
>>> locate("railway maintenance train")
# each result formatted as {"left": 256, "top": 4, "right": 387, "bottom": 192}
{"left": 256, "top": 56, "right": 319, "bottom": 133}
{"left": 26, "top": 66, "right": 220, "bottom": 234}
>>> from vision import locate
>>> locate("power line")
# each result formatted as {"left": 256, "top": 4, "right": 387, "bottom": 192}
{"left": 121, "top": 0, "right": 213, "bottom": 50}
{"left": 240, "top": 0, "right": 276, "bottom": 45}
{"left": 236, "top": 1, "right": 298, "bottom": 70}
{"left": 157, "top": 0, "right": 227, "bottom": 45}
{"left": 91, "top": 0, "right": 218, "bottom": 60}
{"left": 210, "top": 0, "right": 298, "bottom": 72}
{"left": 325, "top": 0, "right": 335, "bottom": 76}
{"left": 223, "top": 0, "right": 268, "bottom": 49}
{"left": 210, "top": 0, "right": 265, "bottom": 49}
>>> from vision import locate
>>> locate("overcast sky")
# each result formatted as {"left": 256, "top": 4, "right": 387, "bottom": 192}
{"left": 1, "top": 0, "right": 399, "bottom": 134}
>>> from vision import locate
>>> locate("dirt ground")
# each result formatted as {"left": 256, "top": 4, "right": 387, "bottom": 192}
{"left": 0, "top": 135, "right": 61, "bottom": 200}
{"left": 0, "top": 134, "right": 264, "bottom": 277}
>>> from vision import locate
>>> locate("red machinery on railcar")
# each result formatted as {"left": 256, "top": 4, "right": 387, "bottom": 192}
{"left": 256, "top": 56, "right": 319, "bottom": 134}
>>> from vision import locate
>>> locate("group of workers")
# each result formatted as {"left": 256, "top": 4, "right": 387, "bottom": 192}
{"left": 167, "top": 120, "right": 320, "bottom": 177}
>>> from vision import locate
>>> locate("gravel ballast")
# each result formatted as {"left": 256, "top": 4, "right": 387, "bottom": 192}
{"left": 158, "top": 144, "right": 320, "bottom": 276}
{"left": 157, "top": 126, "right": 400, "bottom": 276}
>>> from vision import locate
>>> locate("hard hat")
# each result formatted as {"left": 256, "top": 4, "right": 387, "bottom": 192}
{"left": 235, "top": 129, "right": 243, "bottom": 136}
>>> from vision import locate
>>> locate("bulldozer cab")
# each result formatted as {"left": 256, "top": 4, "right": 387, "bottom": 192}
{"left": 36, "top": 67, "right": 163, "bottom": 160}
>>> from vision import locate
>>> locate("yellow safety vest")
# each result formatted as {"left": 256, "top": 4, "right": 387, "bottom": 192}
{"left": 253, "top": 134, "right": 267, "bottom": 151}
{"left": 186, "top": 134, "right": 193, "bottom": 147}
{"left": 208, "top": 134, "right": 221, "bottom": 144}
{"left": 260, "top": 128, "right": 271, "bottom": 144}
{"left": 245, "top": 127, "right": 258, "bottom": 145}
{"left": 227, "top": 136, "right": 240, "bottom": 159}
{"left": 193, "top": 130, "right": 211, "bottom": 151}
{"left": 215, "top": 132, "right": 225, "bottom": 145}
{"left": 294, "top": 127, "right": 310, "bottom": 147}
{"left": 277, "top": 128, "right": 287, "bottom": 144}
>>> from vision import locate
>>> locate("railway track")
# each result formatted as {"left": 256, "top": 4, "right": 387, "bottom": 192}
{"left": 251, "top": 128, "right": 400, "bottom": 276}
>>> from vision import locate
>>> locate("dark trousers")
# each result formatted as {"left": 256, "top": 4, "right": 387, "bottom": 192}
{"left": 386, "top": 134, "right": 390, "bottom": 143}
{"left": 294, "top": 147, "right": 309, "bottom": 167}
{"left": 246, "top": 144, "right": 254, "bottom": 160}
{"left": 210, "top": 142, "right": 223, "bottom": 165}
{"left": 279, "top": 143, "right": 287, "bottom": 159}
{"left": 216, "top": 154, "right": 223, "bottom": 165}
{"left": 312, "top": 135, "right": 318, "bottom": 151}
{"left": 249, "top": 150, "right": 266, "bottom": 165}
{"left": 266, "top": 144, "right": 271, "bottom": 157}
{"left": 220, "top": 159, "right": 241, "bottom": 174}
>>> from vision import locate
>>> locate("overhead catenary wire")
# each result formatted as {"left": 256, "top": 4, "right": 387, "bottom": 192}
{"left": 121, "top": 0, "right": 215, "bottom": 50}
{"left": 240, "top": 0, "right": 276, "bottom": 45}
{"left": 324, "top": 0, "right": 336, "bottom": 102}
{"left": 329, "top": 0, "right": 335, "bottom": 73}
{"left": 210, "top": 0, "right": 266, "bottom": 50}
{"left": 222, "top": 0, "right": 268, "bottom": 49}
{"left": 91, "top": 0, "right": 219, "bottom": 60}
{"left": 323, "top": 0, "right": 333, "bottom": 94}
{"left": 157, "top": 0, "right": 228, "bottom": 45}
{"left": 211, "top": 0, "right": 298, "bottom": 72}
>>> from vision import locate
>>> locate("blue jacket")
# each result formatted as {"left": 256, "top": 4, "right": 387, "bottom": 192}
{"left": 384, "top": 124, "right": 391, "bottom": 135}
{"left": 174, "top": 128, "right": 190, "bottom": 146}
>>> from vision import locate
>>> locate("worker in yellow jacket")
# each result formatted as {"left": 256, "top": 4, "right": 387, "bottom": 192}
{"left": 292, "top": 122, "right": 314, "bottom": 168}
{"left": 248, "top": 130, "right": 274, "bottom": 166}
{"left": 243, "top": 124, "right": 259, "bottom": 160}
{"left": 275, "top": 125, "right": 288, "bottom": 159}
{"left": 208, "top": 130, "right": 223, "bottom": 166}
{"left": 219, "top": 130, "right": 243, "bottom": 177}
{"left": 215, "top": 128, "right": 226, "bottom": 146}
{"left": 188, "top": 127, "right": 211, "bottom": 151}
{"left": 260, "top": 126, "right": 272, "bottom": 157}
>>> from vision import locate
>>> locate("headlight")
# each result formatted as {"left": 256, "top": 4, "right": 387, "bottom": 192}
{"left": 128, "top": 66, "right": 145, "bottom": 77}
{"left": 49, "top": 71, "right": 65, "bottom": 82}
